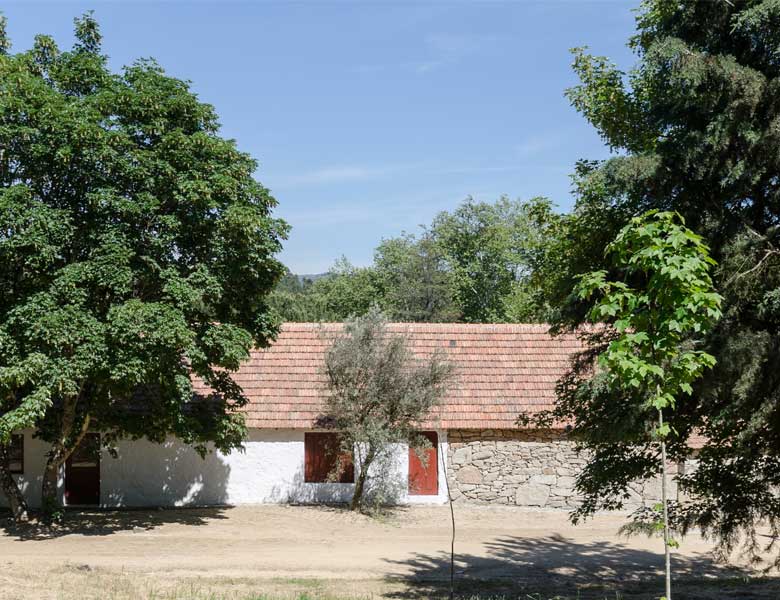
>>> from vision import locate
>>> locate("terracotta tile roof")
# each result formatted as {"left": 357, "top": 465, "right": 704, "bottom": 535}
{"left": 197, "top": 322, "right": 584, "bottom": 430}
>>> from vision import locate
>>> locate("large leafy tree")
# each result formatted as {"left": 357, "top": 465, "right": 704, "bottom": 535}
{"left": 309, "top": 258, "right": 382, "bottom": 321}
{"left": 273, "top": 196, "right": 562, "bottom": 324}
{"left": 372, "top": 232, "right": 460, "bottom": 322}
{"left": 268, "top": 271, "right": 333, "bottom": 322}
{"left": 548, "top": 0, "right": 780, "bottom": 560}
{"left": 268, "top": 259, "right": 381, "bottom": 323}
{"left": 0, "top": 14, "right": 287, "bottom": 517}
{"left": 431, "top": 196, "right": 561, "bottom": 323}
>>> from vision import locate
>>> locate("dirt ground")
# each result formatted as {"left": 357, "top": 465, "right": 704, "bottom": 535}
{"left": 0, "top": 505, "right": 777, "bottom": 599}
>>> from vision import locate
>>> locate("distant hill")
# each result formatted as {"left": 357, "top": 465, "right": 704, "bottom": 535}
{"left": 296, "top": 273, "right": 328, "bottom": 283}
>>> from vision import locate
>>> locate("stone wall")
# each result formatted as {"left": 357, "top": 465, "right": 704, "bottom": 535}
{"left": 447, "top": 429, "right": 675, "bottom": 509}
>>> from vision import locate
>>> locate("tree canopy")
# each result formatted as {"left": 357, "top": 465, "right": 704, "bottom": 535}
{"left": 547, "top": 0, "right": 780, "bottom": 561}
{"left": 0, "top": 13, "right": 287, "bottom": 516}
{"left": 270, "top": 196, "right": 562, "bottom": 324}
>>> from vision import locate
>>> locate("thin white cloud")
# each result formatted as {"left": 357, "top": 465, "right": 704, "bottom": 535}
{"left": 271, "top": 154, "right": 568, "bottom": 190}
{"left": 353, "top": 32, "right": 504, "bottom": 76}
{"left": 414, "top": 59, "right": 444, "bottom": 74}
{"left": 514, "top": 134, "right": 562, "bottom": 159}
{"left": 411, "top": 32, "right": 504, "bottom": 74}
{"left": 273, "top": 165, "right": 396, "bottom": 187}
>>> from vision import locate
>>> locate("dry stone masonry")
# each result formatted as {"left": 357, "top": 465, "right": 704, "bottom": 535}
{"left": 447, "top": 429, "right": 675, "bottom": 509}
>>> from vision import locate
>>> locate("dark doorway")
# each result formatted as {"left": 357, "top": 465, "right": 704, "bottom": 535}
{"left": 65, "top": 433, "right": 101, "bottom": 506}
{"left": 408, "top": 431, "right": 438, "bottom": 495}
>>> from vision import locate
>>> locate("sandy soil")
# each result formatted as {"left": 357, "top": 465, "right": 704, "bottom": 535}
{"left": 0, "top": 505, "right": 776, "bottom": 599}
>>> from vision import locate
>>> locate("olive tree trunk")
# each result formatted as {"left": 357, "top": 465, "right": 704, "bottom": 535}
{"left": 0, "top": 444, "right": 28, "bottom": 522}
{"left": 41, "top": 399, "right": 90, "bottom": 518}
{"left": 350, "top": 445, "right": 377, "bottom": 512}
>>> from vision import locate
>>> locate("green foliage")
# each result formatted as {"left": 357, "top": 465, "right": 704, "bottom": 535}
{"left": 322, "top": 308, "right": 453, "bottom": 510}
{"left": 273, "top": 196, "right": 562, "bottom": 324}
{"left": 430, "top": 196, "right": 561, "bottom": 323}
{"left": 373, "top": 232, "right": 460, "bottom": 322}
{"left": 269, "top": 259, "right": 382, "bottom": 323}
{"left": 0, "top": 13, "right": 287, "bottom": 496}
{"left": 577, "top": 211, "right": 722, "bottom": 415}
{"left": 310, "top": 258, "right": 383, "bottom": 321}
{"left": 267, "top": 272, "right": 321, "bottom": 322}
{"left": 548, "top": 0, "right": 780, "bottom": 563}
{"left": 558, "top": 211, "right": 721, "bottom": 515}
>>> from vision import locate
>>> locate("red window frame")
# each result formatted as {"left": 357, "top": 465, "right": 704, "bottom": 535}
{"left": 304, "top": 432, "right": 354, "bottom": 483}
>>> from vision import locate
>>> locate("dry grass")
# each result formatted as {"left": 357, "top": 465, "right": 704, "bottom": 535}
{"left": 2, "top": 565, "right": 779, "bottom": 600}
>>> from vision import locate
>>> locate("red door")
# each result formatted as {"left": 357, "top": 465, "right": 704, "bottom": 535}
{"left": 65, "top": 433, "right": 100, "bottom": 505}
{"left": 408, "top": 431, "right": 438, "bottom": 495}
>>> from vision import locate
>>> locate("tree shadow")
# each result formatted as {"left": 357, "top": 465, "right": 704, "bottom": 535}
{"left": 267, "top": 463, "right": 354, "bottom": 505}
{"left": 384, "top": 533, "right": 775, "bottom": 599}
{"left": 266, "top": 450, "right": 407, "bottom": 510}
{"left": 0, "top": 436, "right": 234, "bottom": 541}
{"left": 101, "top": 438, "right": 232, "bottom": 508}
{"left": 0, "top": 505, "right": 231, "bottom": 541}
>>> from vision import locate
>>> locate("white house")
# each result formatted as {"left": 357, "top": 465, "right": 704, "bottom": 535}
{"left": 3, "top": 323, "right": 671, "bottom": 510}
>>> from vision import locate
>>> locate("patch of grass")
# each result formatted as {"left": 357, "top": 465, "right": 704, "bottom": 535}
{"left": 143, "top": 592, "right": 373, "bottom": 600}
{"left": 270, "top": 578, "right": 326, "bottom": 589}
{"left": 4, "top": 565, "right": 776, "bottom": 600}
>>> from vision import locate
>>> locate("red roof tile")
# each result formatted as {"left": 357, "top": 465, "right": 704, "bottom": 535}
{"left": 194, "top": 323, "right": 584, "bottom": 430}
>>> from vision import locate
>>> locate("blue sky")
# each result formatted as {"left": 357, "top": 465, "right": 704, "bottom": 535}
{"left": 4, "top": 1, "right": 636, "bottom": 274}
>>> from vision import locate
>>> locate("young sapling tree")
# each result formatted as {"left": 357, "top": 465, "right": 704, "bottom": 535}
{"left": 576, "top": 211, "right": 722, "bottom": 600}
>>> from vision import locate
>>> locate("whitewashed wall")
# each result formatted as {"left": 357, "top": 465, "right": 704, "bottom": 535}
{"left": 1, "top": 429, "right": 449, "bottom": 508}
{"left": 0, "top": 430, "right": 66, "bottom": 509}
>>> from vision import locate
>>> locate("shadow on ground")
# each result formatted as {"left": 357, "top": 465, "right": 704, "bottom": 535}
{"left": 385, "top": 533, "right": 780, "bottom": 600}
{"left": 0, "top": 506, "right": 230, "bottom": 541}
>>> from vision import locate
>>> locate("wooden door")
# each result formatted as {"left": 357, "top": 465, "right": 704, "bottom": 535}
{"left": 65, "top": 433, "right": 100, "bottom": 505}
{"left": 408, "top": 431, "right": 438, "bottom": 495}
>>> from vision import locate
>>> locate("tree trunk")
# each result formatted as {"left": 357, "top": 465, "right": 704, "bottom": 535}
{"left": 0, "top": 443, "right": 28, "bottom": 522}
{"left": 41, "top": 402, "right": 90, "bottom": 519}
{"left": 659, "top": 408, "right": 672, "bottom": 600}
{"left": 439, "top": 440, "right": 456, "bottom": 600}
{"left": 40, "top": 460, "right": 60, "bottom": 517}
{"left": 350, "top": 446, "right": 376, "bottom": 512}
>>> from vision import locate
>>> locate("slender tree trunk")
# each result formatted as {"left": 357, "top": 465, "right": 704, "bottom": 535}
{"left": 41, "top": 402, "right": 90, "bottom": 519}
{"left": 659, "top": 408, "right": 672, "bottom": 600}
{"left": 40, "top": 460, "right": 60, "bottom": 516}
{"left": 440, "top": 441, "right": 455, "bottom": 600}
{"left": 350, "top": 446, "right": 376, "bottom": 512}
{"left": 0, "top": 443, "right": 28, "bottom": 522}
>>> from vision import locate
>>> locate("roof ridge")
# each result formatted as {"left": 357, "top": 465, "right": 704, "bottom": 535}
{"left": 280, "top": 322, "right": 554, "bottom": 330}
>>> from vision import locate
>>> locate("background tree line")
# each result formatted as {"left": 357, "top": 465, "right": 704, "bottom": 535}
{"left": 270, "top": 195, "right": 563, "bottom": 324}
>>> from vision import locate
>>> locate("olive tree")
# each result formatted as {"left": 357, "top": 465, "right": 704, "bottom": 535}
{"left": 322, "top": 309, "right": 453, "bottom": 511}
